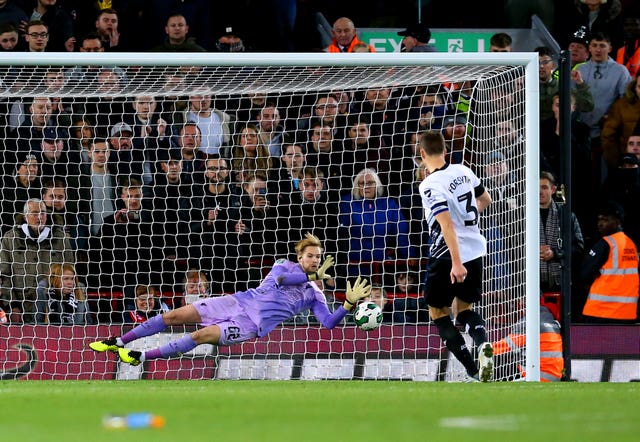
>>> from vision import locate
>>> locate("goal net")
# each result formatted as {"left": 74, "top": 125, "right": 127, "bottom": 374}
{"left": 0, "top": 52, "right": 540, "bottom": 381}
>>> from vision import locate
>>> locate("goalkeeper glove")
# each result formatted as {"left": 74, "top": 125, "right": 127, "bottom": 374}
{"left": 343, "top": 276, "right": 372, "bottom": 310}
{"left": 308, "top": 255, "right": 334, "bottom": 281}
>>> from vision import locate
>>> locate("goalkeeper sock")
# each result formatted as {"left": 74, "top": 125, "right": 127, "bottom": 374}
{"left": 456, "top": 309, "right": 488, "bottom": 347}
{"left": 434, "top": 316, "right": 477, "bottom": 375}
{"left": 145, "top": 335, "right": 198, "bottom": 360}
{"left": 121, "top": 314, "right": 167, "bottom": 344}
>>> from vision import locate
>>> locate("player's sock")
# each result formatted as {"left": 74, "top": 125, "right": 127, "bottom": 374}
{"left": 434, "top": 316, "right": 477, "bottom": 375}
{"left": 121, "top": 314, "right": 167, "bottom": 344}
{"left": 144, "top": 335, "right": 198, "bottom": 360}
{"left": 456, "top": 309, "right": 488, "bottom": 347}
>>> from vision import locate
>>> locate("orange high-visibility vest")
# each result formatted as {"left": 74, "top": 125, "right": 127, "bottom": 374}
{"left": 583, "top": 231, "right": 639, "bottom": 320}
{"left": 327, "top": 36, "right": 375, "bottom": 53}
{"left": 616, "top": 42, "right": 640, "bottom": 77}
{"left": 493, "top": 308, "right": 564, "bottom": 382}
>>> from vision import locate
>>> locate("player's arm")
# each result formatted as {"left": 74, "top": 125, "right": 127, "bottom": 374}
{"left": 476, "top": 189, "right": 492, "bottom": 213}
{"left": 434, "top": 210, "right": 466, "bottom": 284}
{"left": 312, "top": 277, "right": 372, "bottom": 328}
{"left": 275, "top": 256, "right": 334, "bottom": 286}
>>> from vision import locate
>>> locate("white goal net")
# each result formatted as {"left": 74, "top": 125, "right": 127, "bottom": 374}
{"left": 0, "top": 52, "right": 539, "bottom": 381}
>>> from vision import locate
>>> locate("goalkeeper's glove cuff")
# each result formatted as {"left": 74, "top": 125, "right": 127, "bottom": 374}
{"left": 343, "top": 300, "right": 355, "bottom": 311}
{"left": 307, "top": 272, "right": 319, "bottom": 281}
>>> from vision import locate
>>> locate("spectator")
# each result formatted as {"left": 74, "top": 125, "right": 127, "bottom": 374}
{"left": 145, "top": 148, "right": 192, "bottom": 288}
{"left": 397, "top": 23, "right": 436, "bottom": 52}
{"left": 297, "top": 94, "right": 346, "bottom": 139}
{"left": 107, "top": 121, "right": 144, "bottom": 180}
{"left": 332, "top": 115, "right": 390, "bottom": 194}
{"left": 600, "top": 150, "right": 640, "bottom": 247}
{"left": 0, "top": 198, "right": 74, "bottom": 323}
{"left": 91, "top": 177, "right": 153, "bottom": 295}
{"left": 576, "top": 32, "right": 632, "bottom": 156}
{"left": 326, "top": 17, "right": 374, "bottom": 53}
{"left": 356, "top": 87, "right": 398, "bottom": 147}
{"left": 540, "top": 92, "right": 593, "bottom": 239}
{"left": 185, "top": 90, "right": 233, "bottom": 156}
{"left": 441, "top": 115, "right": 472, "bottom": 165}
{"left": 36, "top": 263, "right": 89, "bottom": 325}
{"left": 568, "top": 26, "right": 591, "bottom": 69}
{"left": 581, "top": 201, "right": 638, "bottom": 323}
{"left": 94, "top": 8, "right": 120, "bottom": 51}
{"left": 151, "top": 13, "right": 206, "bottom": 52}
{"left": 215, "top": 26, "right": 245, "bottom": 52}
{"left": 364, "top": 284, "right": 393, "bottom": 323}
{"left": 398, "top": 164, "right": 430, "bottom": 262}
{"left": 41, "top": 178, "right": 83, "bottom": 255}
{"left": 174, "top": 121, "right": 206, "bottom": 178}
{"left": 616, "top": 15, "right": 640, "bottom": 77}
{"left": 539, "top": 171, "right": 585, "bottom": 298}
{"left": 39, "top": 125, "right": 75, "bottom": 181}
{"left": 181, "top": 269, "right": 212, "bottom": 305}
{"left": 125, "top": 95, "right": 169, "bottom": 185}
{"left": 0, "top": 1, "right": 27, "bottom": 29}
{"left": 389, "top": 131, "right": 426, "bottom": 198}
{"left": 489, "top": 32, "right": 513, "bottom": 52}
{"left": 288, "top": 167, "right": 340, "bottom": 269}
{"left": 30, "top": 0, "right": 74, "bottom": 52}
{"left": 124, "top": 285, "right": 168, "bottom": 324}
{"left": 305, "top": 120, "right": 337, "bottom": 181}
{"left": 72, "top": 67, "right": 127, "bottom": 138}
{"left": 2, "top": 152, "right": 39, "bottom": 233}
{"left": 569, "top": 0, "right": 623, "bottom": 51}
{"left": 229, "top": 122, "right": 273, "bottom": 191}
{"left": 339, "top": 168, "right": 413, "bottom": 279}
{"left": 23, "top": 19, "right": 48, "bottom": 52}
{"left": 77, "top": 139, "right": 116, "bottom": 237}
{"left": 67, "top": 117, "right": 95, "bottom": 164}
{"left": 276, "top": 141, "right": 305, "bottom": 204}
{"left": 189, "top": 155, "right": 240, "bottom": 293}
{"left": 601, "top": 74, "right": 640, "bottom": 169}
{"left": 8, "top": 96, "right": 51, "bottom": 159}
{"left": 256, "top": 103, "right": 285, "bottom": 157}
{"left": 0, "top": 23, "right": 19, "bottom": 51}
{"left": 536, "top": 46, "right": 594, "bottom": 122}
{"left": 228, "top": 174, "right": 287, "bottom": 291}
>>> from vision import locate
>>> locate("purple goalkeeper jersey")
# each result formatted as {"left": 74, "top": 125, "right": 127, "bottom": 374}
{"left": 233, "top": 259, "right": 349, "bottom": 337}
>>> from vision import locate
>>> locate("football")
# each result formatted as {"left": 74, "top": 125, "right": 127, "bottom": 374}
{"left": 353, "top": 302, "right": 383, "bottom": 331}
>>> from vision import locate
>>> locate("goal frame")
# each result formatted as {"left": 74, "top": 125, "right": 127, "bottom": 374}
{"left": 0, "top": 51, "right": 540, "bottom": 381}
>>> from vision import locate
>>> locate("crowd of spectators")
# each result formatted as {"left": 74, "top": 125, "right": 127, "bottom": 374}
{"left": 0, "top": 1, "right": 639, "bottom": 326}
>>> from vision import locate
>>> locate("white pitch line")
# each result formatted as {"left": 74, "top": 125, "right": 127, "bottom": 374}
{"left": 440, "top": 415, "right": 519, "bottom": 431}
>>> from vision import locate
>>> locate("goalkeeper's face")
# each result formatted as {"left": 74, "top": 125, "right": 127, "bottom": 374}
{"left": 298, "top": 246, "right": 322, "bottom": 273}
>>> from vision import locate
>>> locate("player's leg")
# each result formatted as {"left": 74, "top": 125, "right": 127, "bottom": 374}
{"left": 425, "top": 259, "right": 479, "bottom": 378}
{"left": 90, "top": 305, "right": 201, "bottom": 353}
{"left": 453, "top": 257, "right": 493, "bottom": 382}
{"left": 118, "top": 324, "right": 221, "bottom": 366}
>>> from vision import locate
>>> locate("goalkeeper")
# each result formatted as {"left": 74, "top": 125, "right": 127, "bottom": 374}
{"left": 89, "top": 234, "right": 370, "bottom": 366}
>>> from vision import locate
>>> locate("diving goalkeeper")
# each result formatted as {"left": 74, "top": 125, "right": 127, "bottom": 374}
{"left": 89, "top": 233, "right": 371, "bottom": 366}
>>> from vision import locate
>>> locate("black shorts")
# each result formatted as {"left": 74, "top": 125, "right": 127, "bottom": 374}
{"left": 424, "top": 256, "right": 483, "bottom": 309}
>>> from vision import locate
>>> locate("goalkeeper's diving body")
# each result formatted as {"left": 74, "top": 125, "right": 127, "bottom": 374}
{"left": 89, "top": 234, "right": 371, "bottom": 366}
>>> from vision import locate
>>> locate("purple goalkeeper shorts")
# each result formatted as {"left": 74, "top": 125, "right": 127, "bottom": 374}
{"left": 192, "top": 295, "right": 258, "bottom": 346}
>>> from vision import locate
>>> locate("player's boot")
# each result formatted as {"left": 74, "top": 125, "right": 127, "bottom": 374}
{"left": 478, "top": 342, "right": 494, "bottom": 382}
{"left": 463, "top": 372, "right": 480, "bottom": 383}
{"left": 89, "top": 337, "right": 121, "bottom": 353}
{"left": 117, "top": 348, "right": 142, "bottom": 366}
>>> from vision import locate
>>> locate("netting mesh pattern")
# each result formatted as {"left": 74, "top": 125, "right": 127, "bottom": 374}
{"left": 0, "top": 60, "right": 529, "bottom": 381}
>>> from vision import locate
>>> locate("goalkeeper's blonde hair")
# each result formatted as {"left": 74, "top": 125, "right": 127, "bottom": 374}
{"left": 295, "top": 233, "right": 322, "bottom": 257}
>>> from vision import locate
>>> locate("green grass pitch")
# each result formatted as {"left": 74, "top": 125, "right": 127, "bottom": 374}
{"left": 1, "top": 381, "right": 638, "bottom": 442}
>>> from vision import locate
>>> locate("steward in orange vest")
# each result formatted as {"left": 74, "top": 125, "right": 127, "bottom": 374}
{"left": 581, "top": 201, "right": 639, "bottom": 323}
{"left": 326, "top": 17, "right": 375, "bottom": 53}
{"left": 493, "top": 305, "right": 564, "bottom": 382}
{"left": 616, "top": 41, "right": 640, "bottom": 77}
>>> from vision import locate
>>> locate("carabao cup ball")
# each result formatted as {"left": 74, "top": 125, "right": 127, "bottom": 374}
{"left": 353, "top": 302, "right": 383, "bottom": 331}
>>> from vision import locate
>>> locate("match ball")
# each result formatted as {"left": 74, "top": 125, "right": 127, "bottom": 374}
{"left": 353, "top": 302, "right": 383, "bottom": 331}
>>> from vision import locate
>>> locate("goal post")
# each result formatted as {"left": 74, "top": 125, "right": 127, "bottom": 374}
{"left": 0, "top": 51, "right": 540, "bottom": 381}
